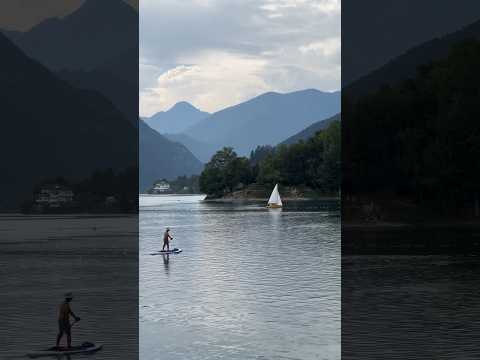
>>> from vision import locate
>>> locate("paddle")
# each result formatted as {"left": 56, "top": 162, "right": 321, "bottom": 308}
{"left": 70, "top": 317, "right": 81, "bottom": 328}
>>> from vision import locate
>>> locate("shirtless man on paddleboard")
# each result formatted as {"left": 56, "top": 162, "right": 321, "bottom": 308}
{"left": 56, "top": 292, "right": 80, "bottom": 348}
{"left": 162, "top": 228, "right": 173, "bottom": 251}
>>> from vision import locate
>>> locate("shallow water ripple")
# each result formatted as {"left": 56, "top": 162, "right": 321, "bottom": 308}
{"left": 140, "top": 195, "right": 340, "bottom": 360}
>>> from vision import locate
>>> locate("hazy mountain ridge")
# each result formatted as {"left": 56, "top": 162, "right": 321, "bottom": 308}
{"left": 183, "top": 89, "right": 340, "bottom": 156}
{"left": 345, "top": 19, "right": 480, "bottom": 98}
{"left": 2, "top": 0, "right": 137, "bottom": 71}
{"left": 2, "top": 0, "right": 138, "bottom": 124}
{"left": 139, "top": 120, "right": 203, "bottom": 192}
{"left": 0, "top": 32, "right": 137, "bottom": 208}
{"left": 144, "top": 102, "right": 210, "bottom": 134}
{"left": 281, "top": 113, "right": 341, "bottom": 145}
{"left": 164, "top": 133, "right": 219, "bottom": 163}
{"left": 0, "top": 0, "right": 204, "bottom": 195}
{"left": 57, "top": 47, "right": 138, "bottom": 123}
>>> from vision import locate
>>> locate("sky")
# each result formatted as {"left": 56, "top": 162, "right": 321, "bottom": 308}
{"left": 140, "top": 0, "right": 341, "bottom": 116}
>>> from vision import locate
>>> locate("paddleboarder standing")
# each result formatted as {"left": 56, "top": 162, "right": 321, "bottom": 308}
{"left": 56, "top": 292, "right": 80, "bottom": 349}
{"left": 162, "top": 228, "right": 173, "bottom": 251}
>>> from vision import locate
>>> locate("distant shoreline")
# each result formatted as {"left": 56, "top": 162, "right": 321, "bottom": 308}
{"left": 203, "top": 184, "right": 339, "bottom": 202}
{"left": 203, "top": 195, "right": 339, "bottom": 202}
{"left": 140, "top": 193, "right": 203, "bottom": 196}
{"left": 138, "top": 192, "right": 339, "bottom": 202}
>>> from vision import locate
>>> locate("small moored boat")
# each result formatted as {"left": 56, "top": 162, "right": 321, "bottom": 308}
{"left": 267, "top": 184, "right": 283, "bottom": 208}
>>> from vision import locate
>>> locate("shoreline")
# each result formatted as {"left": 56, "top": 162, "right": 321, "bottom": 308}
{"left": 343, "top": 220, "right": 480, "bottom": 255}
{"left": 202, "top": 183, "right": 339, "bottom": 202}
{"left": 203, "top": 196, "right": 339, "bottom": 202}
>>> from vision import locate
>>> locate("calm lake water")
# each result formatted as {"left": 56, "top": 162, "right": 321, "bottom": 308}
{"left": 140, "top": 195, "right": 341, "bottom": 360}
{"left": 343, "top": 254, "right": 480, "bottom": 359}
{"left": 0, "top": 215, "right": 138, "bottom": 360}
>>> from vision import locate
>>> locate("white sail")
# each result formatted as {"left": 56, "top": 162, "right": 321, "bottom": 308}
{"left": 267, "top": 184, "right": 282, "bottom": 207}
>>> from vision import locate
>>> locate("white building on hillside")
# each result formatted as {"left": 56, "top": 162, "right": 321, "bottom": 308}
{"left": 36, "top": 185, "right": 74, "bottom": 208}
{"left": 152, "top": 180, "right": 171, "bottom": 193}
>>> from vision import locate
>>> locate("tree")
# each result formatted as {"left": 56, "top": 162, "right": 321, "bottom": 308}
{"left": 199, "top": 121, "right": 341, "bottom": 197}
{"left": 343, "top": 39, "right": 480, "bottom": 216}
{"left": 199, "top": 147, "right": 253, "bottom": 195}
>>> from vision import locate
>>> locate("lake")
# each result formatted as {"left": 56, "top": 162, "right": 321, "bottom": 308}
{"left": 140, "top": 194, "right": 341, "bottom": 360}
{"left": 0, "top": 214, "right": 138, "bottom": 359}
{"left": 343, "top": 254, "right": 480, "bottom": 359}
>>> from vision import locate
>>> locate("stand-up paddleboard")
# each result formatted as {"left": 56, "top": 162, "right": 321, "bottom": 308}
{"left": 150, "top": 248, "right": 182, "bottom": 255}
{"left": 27, "top": 342, "right": 102, "bottom": 358}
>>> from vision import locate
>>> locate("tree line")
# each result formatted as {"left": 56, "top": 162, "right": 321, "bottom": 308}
{"left": 199, "top": 120, "right": 340, "bottom": 197}
{"left": 343, "top": 39, "right": 480, "bottom": 216}
{"left": 23, "top": 167, "right": 138, "bottom": 213}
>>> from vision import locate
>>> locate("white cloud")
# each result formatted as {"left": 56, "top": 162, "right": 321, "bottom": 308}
{"left": 139, "top": 0, "right": 340, "bottom": 116}
{"left": 299, "top": 38, "right": 340, "bottom": 57}
{"left": 141, "top": 52, "right": 269, "bottom": 115}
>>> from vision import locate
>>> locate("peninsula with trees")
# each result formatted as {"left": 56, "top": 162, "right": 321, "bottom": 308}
{"left": 199, "top": 120, "right": 340, "bottom": 200}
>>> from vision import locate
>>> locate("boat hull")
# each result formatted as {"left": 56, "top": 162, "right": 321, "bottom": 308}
{"left": 267, "top": 204, "right": 282, "bottom": 209}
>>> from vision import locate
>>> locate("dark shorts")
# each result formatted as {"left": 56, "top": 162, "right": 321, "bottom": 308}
{"left": 58, "top": 320, "right": 71, "bottom": 334}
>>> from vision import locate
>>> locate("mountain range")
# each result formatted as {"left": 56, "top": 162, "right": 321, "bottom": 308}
{"left": 281, "top": 113, "right": 341, "bottom": 145}
{"left": 182, "top": 89, "right": 340, "bottom": 156}
{"left": 57, "top": 47, "right": 138, "bottom": 123}
{"left": 139, "top": 120, "right": 203, "bottom": 191}
{"left": 0, "top": 1, "right": 204, "bottom": 206}
{"left": 164, "top": 133, "right": 218, "bottom": 163}
{"left": 149, "top": 90, "right": 340, "bottom": 162}
{"left": 345, "top": 19, "right": 480, "bottom": 98}
{"left": 0, "top": 32, "right": 137, "bottom": 208}
{"left": 3, "top": 0, "right": 137, "bottom": 71}
{"left": 144, "top": 102, "right": 210, "bottom": 134}
{"left": 2, "top": 0, "right": 138, "bottom": 124}
{"left": 6, "top": 0, "right": 475, "bottom": 199}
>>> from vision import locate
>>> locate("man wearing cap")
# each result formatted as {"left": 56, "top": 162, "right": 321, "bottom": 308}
{"left": 56, "top": 292, "right": 80, "bottom": 348}
{"left": 162, "top": 228, "right": 173, "bottom": 251}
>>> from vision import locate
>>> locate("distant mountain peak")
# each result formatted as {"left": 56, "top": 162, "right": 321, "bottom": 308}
{"left": 290, "top": 88, "right": 337, "bottom": 95}
{"left": 4, "top": 0, "right": 137, "bottom": 72}
{"left": 260, "top": 91, "right": 281, "bottom": 97}
{"left": 255, "top": 88, "right": 336, "bottom": 101}
{"left": 69, "top": 0, "right": 136, "bottom": 21}
{"left": 184, "top": 88, "right": 341, "bottom": 155}
{"left": 301, "top": 88, "right": 327, "bottom": 94}
{"left": 169, "top": 101, "right": 201, "bottom": 112}
{"left": 144, "top": 101, "right": 210, "bottom": 135}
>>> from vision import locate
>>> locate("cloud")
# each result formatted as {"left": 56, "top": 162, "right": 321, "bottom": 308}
{"left": 299, "top": 38, "right": 340, "bottom": 57}
{"left": 140, "top": 0, "right": 340, "bottom": 116}
{"left": 141, "top": 51, "right": 269, "bottom": 115}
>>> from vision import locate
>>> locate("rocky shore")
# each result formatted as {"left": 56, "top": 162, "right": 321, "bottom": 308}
{"left": 203, "top": 184, "right": 339, "bottom": 201}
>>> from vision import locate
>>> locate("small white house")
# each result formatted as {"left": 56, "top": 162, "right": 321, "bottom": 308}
{"left": 152, "top": 180, "right": 171, "bottom": 193}
{"left": 36, "top": 185, "right": 74, "bottom": 208}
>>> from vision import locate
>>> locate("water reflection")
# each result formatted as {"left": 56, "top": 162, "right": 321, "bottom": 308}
{"left": 140, "top": 195, "right": 340, "bottom": 360}
{"left": 162, "top": 254, "right": 170, "bottom": 276}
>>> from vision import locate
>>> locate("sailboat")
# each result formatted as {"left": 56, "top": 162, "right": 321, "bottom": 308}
{"left": 267, "top": 184, "right": 283, "bottom": 208}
